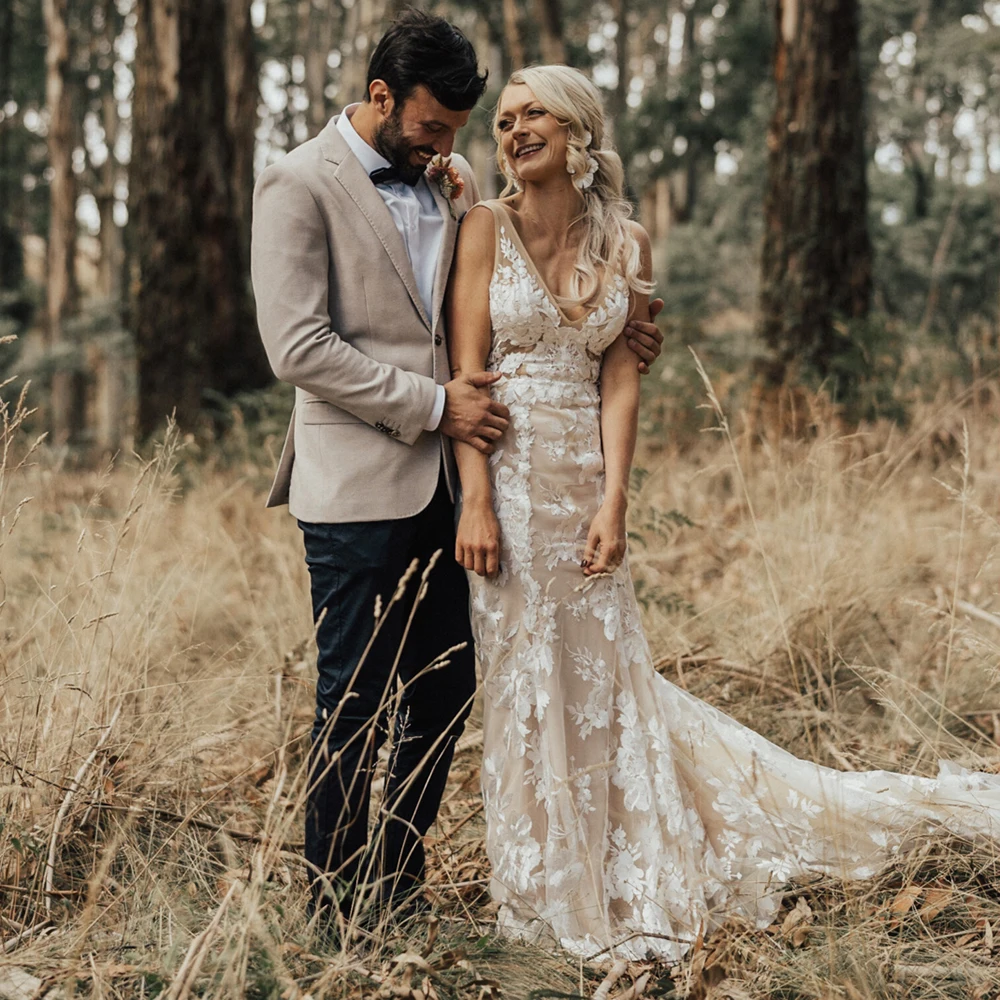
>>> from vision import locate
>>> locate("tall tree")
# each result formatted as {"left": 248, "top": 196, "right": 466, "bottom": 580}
{"left": 0, "top": 0, "right": 16, "bottom": 289}
{"left": 756, "top": 0, "right": 872, "bottom": 389}
{"left": 42, "top": 0, "right": 77, "bottom": 443}
{"left": 130, "top": 0, "right": 270, "bottom": 437}
{"left": 501, "top": 0, "right": 525, "bottom": 71}
{"left": 225, "top": 0, "right": 256, "bottom": 252}
{"left": 301, "top": 0, "right": 338, "bottom": 138}
{"left": 95, "top": 0, "right": 123, "bottom": 302}
{"left": 534, "top": 0, "right": 565, "bottom": 64}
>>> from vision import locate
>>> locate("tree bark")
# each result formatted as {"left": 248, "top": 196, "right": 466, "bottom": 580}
{"left": 225, "top": 0, "right": 256, "bottom": 254}
{"left": 303, "top": 0, "right": 338, "bottom": 138}
{"left": 96, "top": 0, "right": 122, "bottom": 302}
{"left": 756, "top": 0, "right": 872, "bottom": 388}
{"left": 130, "top": 0, "right": 270, "bottom": 438}
{"left": 0, "top": 0, "right": 17, "bottom": 289}
{"left": 611, "top": 0, "right": 628, "bottom": 121}
{"left": 533, "top": 0, "right": 565, "bottom": 65}
{"left": 42, "top": 0, "right": 78, "bottom": 444}
{"left": 502, "top": 0, "right": 525, "bottom": 72}
{"left": 666, "top": 0, "right": 698, "bottom": 223}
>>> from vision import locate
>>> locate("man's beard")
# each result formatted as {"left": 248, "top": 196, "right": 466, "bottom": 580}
{"left": 372, "top": 110, "right": 433, "bottom": 187}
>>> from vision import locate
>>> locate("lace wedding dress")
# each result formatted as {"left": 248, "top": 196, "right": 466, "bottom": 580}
{"left": 464, "top": 200, "right": 1000, "bottom": 962}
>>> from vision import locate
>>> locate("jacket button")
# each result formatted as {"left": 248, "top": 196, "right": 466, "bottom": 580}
{"left": 434, "top": 334, "right": 443, "bottom": 346}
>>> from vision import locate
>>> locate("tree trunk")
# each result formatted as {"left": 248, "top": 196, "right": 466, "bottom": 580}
{"left": 96, "top": 0, "right": 122, "bottom": 302}
{"left": 225, "top": 0, "right": 256, "bottom": 255}
{"left": 340, "top": 0, "right": 390, "bottom": 105}
{"left": 667, "top": 0, "right": 697, "bottom": 223}
{"left": 42, "top": 0, "right": 77, "bottom": 445}
{"left": 756, "top": 0, "right": 872, "bottom": 388}
{"left": 611, "top": 0, "right": 628, "bottom": 121}
{"left": 0, "top": 0, "right": 17, "bottom": 289}
{"left": 533, "top": 0, "right": 565, "bottom": 64}
{"left": 303, "top": 0, "right": 338, "bottom": 138}
{"left": 501, "top": 0, "right": 525, "bottom": 72}
{"left": 130, "top": 0, "right": 270, "bottom": 438}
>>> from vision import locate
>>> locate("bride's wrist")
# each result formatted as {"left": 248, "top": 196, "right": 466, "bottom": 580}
{"left": 461, "top": 492, "right": 494, "bottom": 512}
{"left": 602, "top": 489, "right": 628, "bottom": 515}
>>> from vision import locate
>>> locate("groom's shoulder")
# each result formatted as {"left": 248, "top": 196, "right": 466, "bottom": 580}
{"left": 450, "top": 152, "right": 474, "bottom": 183}
{"left": 258, "top": 134, "right": 338, "bottom": 195}
{"left": 259, "top": 134, "right": 327, "bottom": 185}
{"left": 448, "top": 152, "right": 480, "bottom": 208}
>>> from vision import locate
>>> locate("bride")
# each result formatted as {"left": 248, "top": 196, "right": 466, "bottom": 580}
{"left": 444, "top": 63, "right": 1000, "bottom": 962}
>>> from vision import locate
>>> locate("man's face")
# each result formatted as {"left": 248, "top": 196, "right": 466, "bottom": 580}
{"left": 371, "top": 83, "right": 472, "bottom": 186}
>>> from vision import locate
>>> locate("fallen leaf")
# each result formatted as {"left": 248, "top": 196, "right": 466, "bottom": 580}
{"left": 917, "top": 887, "right": 953, "bottom": 922}
{"left": 780, "top": 897, "right": 814, "bottom": 946}
{"left": 889, "top": 885, "right": 922, "bottom": 914}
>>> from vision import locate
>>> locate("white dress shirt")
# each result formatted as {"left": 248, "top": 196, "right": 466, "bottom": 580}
{"left": 337, "top": 105, "right": 447, "bottom": 431}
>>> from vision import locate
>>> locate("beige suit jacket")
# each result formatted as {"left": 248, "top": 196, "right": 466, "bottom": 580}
{"left": 250, "top": 116, "right": 480, "bottom": 523}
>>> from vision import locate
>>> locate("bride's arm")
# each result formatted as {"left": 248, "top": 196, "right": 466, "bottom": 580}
{"left": 446, "top": 206, "right": 503, "bottom": 578}
{"left": 584, "top": 223, "right": 653, "bottom": 576}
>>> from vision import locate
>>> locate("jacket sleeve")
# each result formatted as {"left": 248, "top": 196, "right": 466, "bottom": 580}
{"left": 454, "top": 153, "right": 481, "bottom": 209}
{"left": 250, "top": 162, "right": 438, "bottom": 446}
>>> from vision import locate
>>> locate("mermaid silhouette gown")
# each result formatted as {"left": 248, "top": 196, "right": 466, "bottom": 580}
{"left": 463, "top": 200, "right": 1000, "bottom": 961}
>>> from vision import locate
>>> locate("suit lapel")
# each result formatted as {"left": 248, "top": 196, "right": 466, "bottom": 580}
{"left": 428, "top": 179, "right": 459, "bottom": 333}
{"left": 320, "top": 119, "right": 431, "bottom": 331}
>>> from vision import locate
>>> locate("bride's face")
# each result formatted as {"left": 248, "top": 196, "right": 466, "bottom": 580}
{"left": 496, "top": 84, "right": 571, "bottom": 188}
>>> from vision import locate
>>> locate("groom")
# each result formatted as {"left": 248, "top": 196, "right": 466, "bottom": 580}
{"left": 250, "top": 9, "right": 664, "bottom": 926}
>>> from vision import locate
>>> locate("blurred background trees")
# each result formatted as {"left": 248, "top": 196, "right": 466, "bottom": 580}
{"left": 1, "top": 0, "right": 999, "bottom": 452}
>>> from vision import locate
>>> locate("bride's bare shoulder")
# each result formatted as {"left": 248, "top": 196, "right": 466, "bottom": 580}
{"left": 453, "top": 204, "right": 496, "bottom": 271}
{"left": 626, "top": 219, "right": 652, "bottom": 250}
{"left": 458, "top": 202, "right": 495, "bottom": 236}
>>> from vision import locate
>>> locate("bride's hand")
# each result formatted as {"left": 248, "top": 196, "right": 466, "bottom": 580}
{"left": 456, "top": 502, "right": 502, "bottom": 577}
{"left": 582, "top": 503, "right": 627, "bottom": 576}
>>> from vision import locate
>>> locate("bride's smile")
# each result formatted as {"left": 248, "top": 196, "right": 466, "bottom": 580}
{"left": 496, "top": 85, "right": 571, "bottom": 187}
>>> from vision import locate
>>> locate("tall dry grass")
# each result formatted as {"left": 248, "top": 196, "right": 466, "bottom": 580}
{"left": 3, "top": 349, "right": 1000, "bottom": 998}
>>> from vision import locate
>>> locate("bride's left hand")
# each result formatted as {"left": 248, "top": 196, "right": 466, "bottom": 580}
{"left": 582, "top": 503, "right": 627, "bottom": 576}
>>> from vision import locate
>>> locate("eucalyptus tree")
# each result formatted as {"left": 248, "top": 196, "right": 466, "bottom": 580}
{"left": 129, "top": 0, "right": 269, "bottom": 436}
{"left": 756, "top": 0, "right": 872, "bottom": 394}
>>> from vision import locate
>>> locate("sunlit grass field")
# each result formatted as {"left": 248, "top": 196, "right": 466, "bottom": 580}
{"left": 3, "top": 359, "right": 1000, "bottom": 999}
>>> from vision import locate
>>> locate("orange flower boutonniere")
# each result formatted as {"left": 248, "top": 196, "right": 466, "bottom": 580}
{"left": 427, "top": 155, "right": 465, "bottom": 218}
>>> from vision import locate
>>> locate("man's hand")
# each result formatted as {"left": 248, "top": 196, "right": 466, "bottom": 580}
{"left": 440, "top": 372, "right": 510, "bottom": 454}
{"left": 625, "top": 297, "right": 664, "bottom": 374}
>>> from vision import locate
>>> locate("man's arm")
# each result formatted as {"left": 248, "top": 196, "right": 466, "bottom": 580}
{"left": 251, "top": 163, "right": 437, "bottom": 446}
{"left": 625, "top": 296, "right": 664, "bottom": 373}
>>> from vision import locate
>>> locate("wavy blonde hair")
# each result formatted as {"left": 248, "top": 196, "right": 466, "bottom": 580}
{"left": 493, "top": 64, "right": 652, "bottom": 307}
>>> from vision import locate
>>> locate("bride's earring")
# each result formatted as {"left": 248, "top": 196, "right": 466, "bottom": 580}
{"left": 568, "top": 131, "right": 599, "bottom": 191}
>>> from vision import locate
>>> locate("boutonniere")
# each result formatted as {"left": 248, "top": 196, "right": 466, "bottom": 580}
{"left": 427, "top": 155, "right": 465, "bottom": 218}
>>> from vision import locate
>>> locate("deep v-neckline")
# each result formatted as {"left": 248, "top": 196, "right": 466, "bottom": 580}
{"left": 493, "top": 202, "right": 603, "bottom": 328}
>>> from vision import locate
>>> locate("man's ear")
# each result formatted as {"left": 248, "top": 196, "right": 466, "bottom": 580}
{"left": 368, "top": 79, "right": 393, "bottom": 118}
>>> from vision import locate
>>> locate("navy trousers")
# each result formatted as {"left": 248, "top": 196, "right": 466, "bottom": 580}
{"left": 298, "top": 474, "right": 476, "bottom": 912}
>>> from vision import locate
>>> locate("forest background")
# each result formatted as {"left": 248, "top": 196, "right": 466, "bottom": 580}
{"left": 3, "top": 1, "right": 1000, "bottom": 999}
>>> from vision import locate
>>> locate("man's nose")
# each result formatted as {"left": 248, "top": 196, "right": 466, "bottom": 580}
{"left": 435, "top": 134, "right": 456, "bottom": 158}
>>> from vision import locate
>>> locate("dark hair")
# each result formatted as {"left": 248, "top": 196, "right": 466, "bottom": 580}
{"left": 366, "top": 9, "right": 487, "bottom": 112}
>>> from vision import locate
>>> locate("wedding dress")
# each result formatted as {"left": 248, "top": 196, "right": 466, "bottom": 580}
{"left": 463, "top": 200, "right": 1000, "bottom": 962}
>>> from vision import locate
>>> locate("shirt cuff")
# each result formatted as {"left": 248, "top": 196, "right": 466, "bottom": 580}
{"left": 424, "top": 383, "right": 447, "bottom": 431}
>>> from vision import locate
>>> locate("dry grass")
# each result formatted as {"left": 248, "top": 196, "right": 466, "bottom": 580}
{"left": 3, "top": 354, "right": 1000, "bottom": 999}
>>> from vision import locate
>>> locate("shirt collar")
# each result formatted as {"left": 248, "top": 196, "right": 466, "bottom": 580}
{"left": 336, "top": 103, "right": 391, "bottom": 176}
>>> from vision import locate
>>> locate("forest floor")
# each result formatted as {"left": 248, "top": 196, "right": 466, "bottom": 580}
{"left": 4, "top": 368, "right": 1000, "bottom": 999}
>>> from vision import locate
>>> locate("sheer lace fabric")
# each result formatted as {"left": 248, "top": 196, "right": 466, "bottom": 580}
{"left": 464, "top": 200, "right": 1000, "bottom": 962}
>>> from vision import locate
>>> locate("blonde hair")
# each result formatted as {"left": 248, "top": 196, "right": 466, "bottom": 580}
{"left": 493, "top": 64, "right": 652, "bottom": 307}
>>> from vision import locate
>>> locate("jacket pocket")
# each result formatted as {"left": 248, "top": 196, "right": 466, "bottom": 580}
{"left": 300, "top": 398, "right": 365, "bottom": 425}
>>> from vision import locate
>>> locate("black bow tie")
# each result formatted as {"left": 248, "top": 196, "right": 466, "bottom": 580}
{"left": 370, "top": 166, "right": 402, "bottom": 186}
